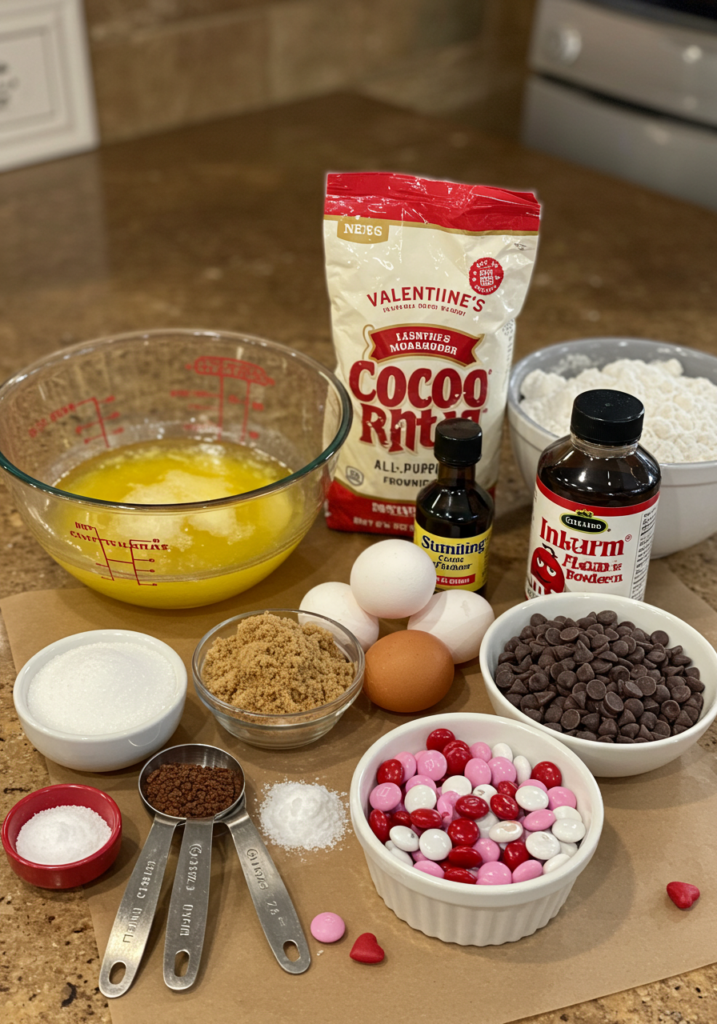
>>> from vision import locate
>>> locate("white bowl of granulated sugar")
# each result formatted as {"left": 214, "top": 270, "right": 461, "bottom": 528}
{"left": 508, "top": 336, "right": 717, "bottom": 558}
{"left": 13, "top": 630, "right": 187, "bottom": 771}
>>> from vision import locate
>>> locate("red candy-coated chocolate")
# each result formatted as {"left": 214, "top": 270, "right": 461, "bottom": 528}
{"left": 490, "top": 794, "right": 520, "bottom": 821}
{"left": 447, "top": 817, "right": 480, "bottom": 847}
{"left": 369, "top": 809, "right": 390, "bottom": 843}
{"left": 376, "top": 759, "right": 404, "bottom": 785}
{"left": 666, "top": 881, "right": 700, "bottom": 909}
{"left": 531, "top": 761, "right": 562, "bottom": 789}
{"left": 442, "top": 739, "right": 470, "bottom": 755}
{"left": 496, "top": 780, "right": 518, "bottom": 798}
{"left": 448, "top": 846, "right": 482, "bottom": 868}
{"left": 454, "top": 795, "right": 489, "bottom": 820}
{"left": 350, "top": 932, "right": 385, "bottom": 963}
{"left": 389, "top": 810, "right": 411, "bottom": 828}
{"left": 502, "top": 840, "right": 529, "bottom": 871}
{"left": 443, "top": 866, "right": 477, "bottom": 885}
{"left": 445, "top": 747, "right": 472, "bottom": 776}
{"left": 410, "top": 808, "right": 442, "bottom": 830}
{"left": 426, "top": 728, "right": 455, "bottom": 751}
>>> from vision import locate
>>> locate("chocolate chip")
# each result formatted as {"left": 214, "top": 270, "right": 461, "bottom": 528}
{"left": 544, "top": 706, "right": 563, "bottom": 723}
{"left": 545, "top": 627, "right": 562, "bottom": 645}
{"left": 661, "top": 700, "right": 680, "bottom": 721}
{"left": 560, "top": 709, "right": 581, "bottom": 730}
{"left": 508, "top": 680, "right": 528, "bottom": 695}
{"left": 618, "top": 709, "right": 636, "bottom": 727}
{"left": 686, "top": 676, "right": 705, "bottom": 693}
{"left": 573, "top": 689, "right": 588, "bottom": 710}
{"left": 611, "top": 639, "right": 629, "bottom": 657}
{"left": 620, "top": 723, "right": 640, "bottom": 738}
{"left": 586, "top": 679, "right": 606, "bottom": 701}
{"left": 671, "top": 685, "right": 691, "bottom": 704}
{"left": 675, "top": 709, "right": 693, "bottom": 728}
{"left": 520, "top": 694, "right": 539, "bottom": 711}
{"left": 636, "top": 676, "right": 657, "bottom": 697}
{"left": 683, "top": 705, "right": 700, "bottom": 723}
{"left": 654, "top": 685, "right": 671, "bottom": 703}
{"left": 639, "top": 711, "right": 657, "bottom": 731}
{"left": 536, "top": 689, "right": 556, "bottom": 707}
{"left": 560, "top": 627, "right": 580, "bottom": 642}
{"left": 543, "top": 721, "right": 563, "bottom": 732}
{"left": 573, "top": 641, "right": 594, "bottom": 664}
{"left": 597, "top": 610, "right": 618, "bottom": 625}
{"left": 576, "top": 730, "right": 598, "bottom": 741}
{"left": 624, "top": 697, "right": 644, "bottom": 717}
{"left": 530, "top": 613, "right": 547, "bottom": 627}
{"left": 652, "top": 720, "right": 671, "bottom": 738}
{"left": 582, "top": 712, "right": 600, "bottom": 731}
{"left": 576, "top": 663, "right": 595, "bottom": 682}
{"left": 523, "top": 707, "right": 543, "bottom": 722}
{"left": 604, "top": 691, "right": 624, "bottom": 714}
{"left": 557, "top": 670, "right": 577, "bottom": 690}
{"left": 598, "top": 718, "right": 618, "bottom": 737}
{"left": 638, "top": 724, "right": 654, "bottom": 741}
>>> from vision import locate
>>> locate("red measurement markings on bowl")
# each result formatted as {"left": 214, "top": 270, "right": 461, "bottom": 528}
{"left": 171, "top": 356, "right": 275, "bottom": 442}
{"left": 28, "top": 396, "right": 123, "bottom": 447}
{"left": 70, "top": 523, "right": 166, "bottom": 587}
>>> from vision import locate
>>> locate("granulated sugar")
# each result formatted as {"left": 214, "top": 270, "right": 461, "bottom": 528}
{"left": 258, "top": 781, "right": 348, "bottom": 852}
{"left": 27, "top": 641, "right": 178, "bottom": 735}
{"left": 520, "top": 358, "right": 717, "bottom": 464}
{"left": 16, "top": 805, "right": 111, "bottom": 865}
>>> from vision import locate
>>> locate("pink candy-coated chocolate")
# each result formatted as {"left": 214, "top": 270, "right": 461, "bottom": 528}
{"left": 464, "top": 757, "right": 492, "bottom": 788}
{"left": 414, "top": 860, "right": 444, "bottom": 878}
{"left": 415, "top": 749, "right": 448, "bottom": 781}
{"left": 473, "top": 837, "right": 501, "bottom": 862}
{"left": 548, "top": 786, "right": 578, "bottom": 810}
{"left": 512, "top": 859, "right": 544, "bottom": 883}
{"left": 310, "top": 912, "right": 346, "bottom": 943}
{"left": 469, "top": 741, "right": 492, "bottom": 762}
{"left": 412, "top": 850, "right": 428, "bottom": 862}
{"left": 405, "top": 774, "right": 438, "bottom": 794}
{"left": 436, "top": 795, "right": 457, "bottom": 823}
{"left": 522, "top": 808, "right": 556, "bottom": 832}
{"left": 488, "top": 756, "right": 517, "bottom": 786}
{"left": 369, "top": 782, "right": 402, "bottom": 811}
{"left": 438, "top": 788, "right": 460, "bottom": 807}
{"left": 477, "top": 861, "right": 512, "bottom": 885}
{"left": 394, "top": 751, "right": 417, "bottom": 780}
{"left": 518, "top": 778, "right": 548, "bottom": 793}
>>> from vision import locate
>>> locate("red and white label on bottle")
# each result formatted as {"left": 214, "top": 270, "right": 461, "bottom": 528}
{"left": 525, "top": 477, "right": 659, "bottom": 601}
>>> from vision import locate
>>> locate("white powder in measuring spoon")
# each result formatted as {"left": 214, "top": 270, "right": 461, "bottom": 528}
{"left": 27, "top": 641, "right": 178, "bottom": 735}
{"left": 259, "top": 782, "right": 348, "bottom": 852}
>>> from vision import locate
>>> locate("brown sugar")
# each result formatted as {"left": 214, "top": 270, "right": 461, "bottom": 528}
{"left": 201, "top": 612, "right": 355, "bottom": 714}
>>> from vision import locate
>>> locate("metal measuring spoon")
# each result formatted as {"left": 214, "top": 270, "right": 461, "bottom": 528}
{"left": 99, "top": 743, "right": 243, "bottom": 999}
{"left": 220, "top": 774, "right": 311, "bottom": 974}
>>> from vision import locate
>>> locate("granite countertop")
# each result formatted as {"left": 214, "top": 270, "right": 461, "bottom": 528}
{"left": 1, "top": 93, "right": 717, "bottom": 1024}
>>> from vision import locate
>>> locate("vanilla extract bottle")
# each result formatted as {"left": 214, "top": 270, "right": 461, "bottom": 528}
{"left": 414, "top": 418, "right": 494, "bottom": 595}
{"left": 525, "top": 389, "right": 660, "bottom": 601}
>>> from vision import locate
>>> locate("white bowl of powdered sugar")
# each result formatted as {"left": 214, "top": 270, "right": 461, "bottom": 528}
{"left": 13, "top": 629, "right": 187, "bottom": 771}
{"left": 508, "top": 337, "right": 717, "bottom": 557}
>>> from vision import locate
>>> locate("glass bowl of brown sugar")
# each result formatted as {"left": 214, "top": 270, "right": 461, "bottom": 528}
{"left": 192, "top": 609, "right": 366, "bottom": 748}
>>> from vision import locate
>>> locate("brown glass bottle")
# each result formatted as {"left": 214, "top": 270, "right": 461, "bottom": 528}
{"left": 414, "top": 418, "right": 494, "bottom": 595}
{"left": 526, "top": 389, "right": 660, "bottom": 601}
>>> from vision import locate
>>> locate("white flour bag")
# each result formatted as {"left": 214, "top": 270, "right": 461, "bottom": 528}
{"left": 323, "top": 171, "right": 541, "bottom": 535}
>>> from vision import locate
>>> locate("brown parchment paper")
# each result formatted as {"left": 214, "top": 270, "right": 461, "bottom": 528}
{"left": 3, "top": 524, "right": 717, "bottom": 1024}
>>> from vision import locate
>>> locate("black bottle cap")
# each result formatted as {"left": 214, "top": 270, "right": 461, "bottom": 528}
{"left": 434, "top": 418, "right": 482, "bottom": 465}
{"left": 570, "top": 389, "right": 644, "bottom": 445}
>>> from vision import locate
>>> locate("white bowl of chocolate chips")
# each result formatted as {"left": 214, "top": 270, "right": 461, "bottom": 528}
{"left": 480, "top": 593, "right": 717, "bottom": 778}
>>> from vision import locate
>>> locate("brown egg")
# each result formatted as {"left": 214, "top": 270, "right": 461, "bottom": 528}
{"left": 364, "top": 629, "right": 454, "bottom": 713}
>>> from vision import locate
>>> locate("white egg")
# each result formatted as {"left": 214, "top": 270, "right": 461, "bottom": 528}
{"left": 407, "top": 589, "right": 495, "bottom": 663}
{"left": 299, "top": 581, "right": 379, "bottom": 652}
{"left": 350, "top": 539, "right": 436, "bottom": 619}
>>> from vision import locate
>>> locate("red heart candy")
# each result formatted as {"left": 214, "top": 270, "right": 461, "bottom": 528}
{"left": 349, "top": 932, "right": 385, "bottom": 964}
{"left": 666, "top": 881, "right": 700, "bottom": 910}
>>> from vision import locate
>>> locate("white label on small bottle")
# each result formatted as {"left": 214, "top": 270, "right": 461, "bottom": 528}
{"left": 525, "top": 478, "right": 659, "bottom": 601}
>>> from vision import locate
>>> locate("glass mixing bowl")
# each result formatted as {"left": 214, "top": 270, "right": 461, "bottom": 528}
{"left": 0, "top": 330, "right": 351, "bottom": 608}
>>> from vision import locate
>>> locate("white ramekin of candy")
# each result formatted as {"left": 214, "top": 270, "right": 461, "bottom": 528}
{"left": 349, "top": 713, "right": 604, "bottom": 946}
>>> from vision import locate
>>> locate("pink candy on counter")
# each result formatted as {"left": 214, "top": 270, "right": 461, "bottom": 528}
{"left": 366, "top": 727, "right": 585, "bottom": 888}
{"left": 310, "top": 912, "right": 346, "bottom": 943}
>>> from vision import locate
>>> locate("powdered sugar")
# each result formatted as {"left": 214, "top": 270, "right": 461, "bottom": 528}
{"left": 520, "top": 358, "right": 717, "bottom": 464}
{"left": 258, "top": 781, "right": 348, "bottom": 852}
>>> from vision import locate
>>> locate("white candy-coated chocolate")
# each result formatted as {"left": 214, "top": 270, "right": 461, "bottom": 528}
{"left": 553, "top": 805, "right": 583, "bottom": 822}
{"left": 492, "top": 742, "right": 513, "bottom": 762}
{"left": 477, "top": 811, "right": 500, "bottom": 838}
{"left": 559, "top": 841, "right": 578, "bottom": 858}
{"left": 525, "top": 830, "right": 561, "bottom": 861}
{"left": 385, "top": 841, "right": 414, "bottom": 866}
{"left": 513, "top": 754, "right": 532, "bottom": 784}
{"left": 418, "top": 828, "right": 452, "bottom": 862}
{"left": 389, "top": 825, "right": 419, "bottom": 852}
{"left": 404, "top": 784, "right": 437, "bottom": 813}
{"left": 543, "top": 852, "right": 571, "bottom": 874}
{"left": 515, "top": 785, "right": 549, "bottom": 812}
{"left": 488, "top": 820, "right": 523, "bottom": 844}
{"left": 440, "top": 775, "right": 472, "bottom": 797}
{"left": 552, "top": 818, "right": 586, "bottom": 843}
{"left": 472, "top": 783, "right": 497, "bottom": 802}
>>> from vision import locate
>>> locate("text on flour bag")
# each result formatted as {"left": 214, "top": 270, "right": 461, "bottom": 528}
{"left": 323, "top": 172, "right": 541, "bottom": 536}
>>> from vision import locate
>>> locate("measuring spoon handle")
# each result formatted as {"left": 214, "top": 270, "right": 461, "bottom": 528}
{"left": 163, "top": 818, "right": 214, "bottom": 990}
{"left": 226, "top": 810, "right": 311, "bottom": 974}
{"left": 99, "top": 817, "right": 178, "bottom": 999}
